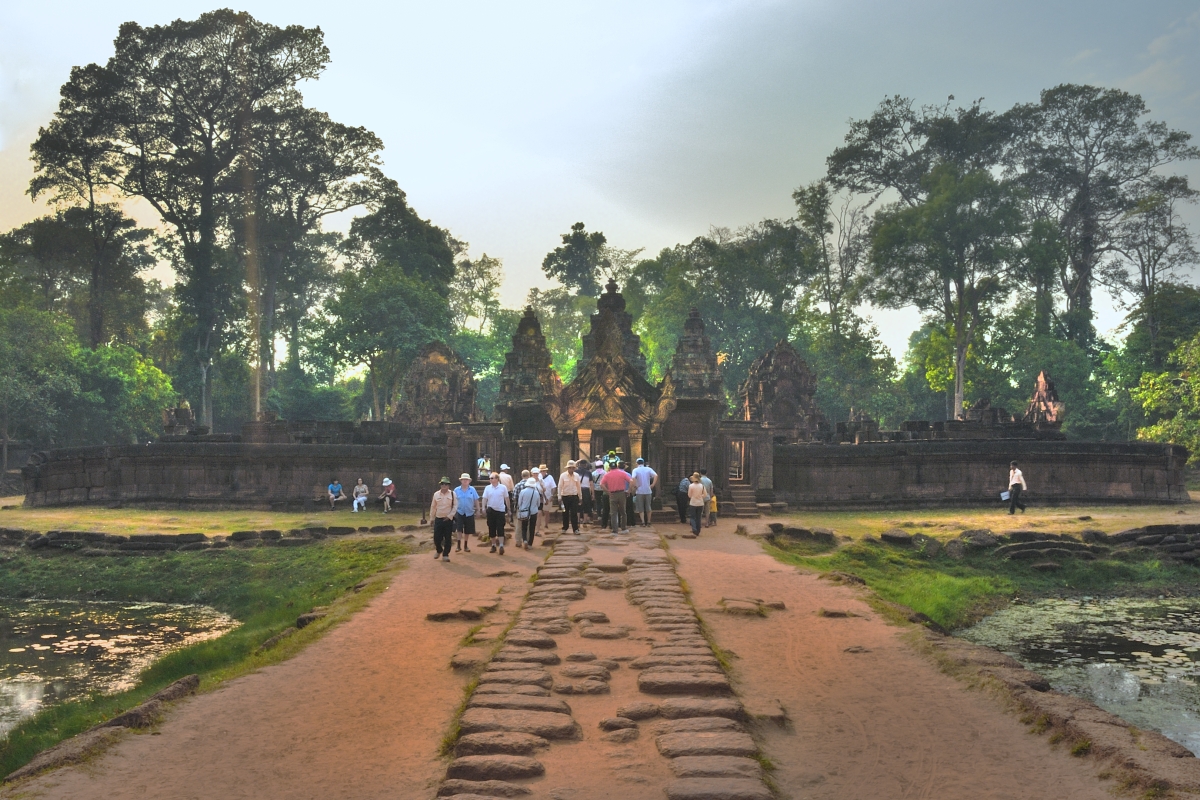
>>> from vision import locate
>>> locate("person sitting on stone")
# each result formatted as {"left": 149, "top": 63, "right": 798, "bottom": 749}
{"left": 351, "top": 478, "right": 369, "bottom": 512}
{"left": 379, "top": 477, "right": 397, "bottom": 513}
{"left": 327, "top": 478, "right": 346, "bottom": 510}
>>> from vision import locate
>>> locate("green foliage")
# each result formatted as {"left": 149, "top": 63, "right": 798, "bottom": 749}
{"left": 524, "top": 288, "right": 596, "bottom": 380}
{"left": 542, "top": 222, "right": 608, "bottom": 297}
{"left": 66, "top": 344, "right": 175, "bottom": 445}
{"left": 0, "top": 308, "right": 80, "bottom": 464}
{"left": 769, "top": 536, "right": 1200, "bottom": 631}
{"left": 266, "top": 359, "right": 356, "bottom": 421}
{"left": 1135, "top": 332, "right": 1200, "bottom": 464}
{"left": 790, "top": 298, "right": 898, "bottom": 425}
{"left": 0, "top": 538, "right": 405, "bottom": 778}
{"left": 450, "top": 307, "right": 521, "bottom": 414}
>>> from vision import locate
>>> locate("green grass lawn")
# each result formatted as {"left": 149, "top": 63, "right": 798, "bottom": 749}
{"left": 0, "top": 537, "right": 408, "bottom": 778}
{"left": 0, "top": 499, "right": 421, "bottom": 535}
{"left": 764, "top": 503, "right": 1200, "bottom": 634}
{"left": 770, "top": 502, "right": 1198, "bottom": 541}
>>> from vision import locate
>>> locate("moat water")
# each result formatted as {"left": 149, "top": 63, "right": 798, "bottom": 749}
{"left": 0, "top": 599, "right": 237, "bottom": 737}
{"left": 960, "top": 597, "right": 1200, "bottom": 754}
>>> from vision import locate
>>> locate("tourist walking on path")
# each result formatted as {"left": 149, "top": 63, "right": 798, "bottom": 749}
{"left": 687, "top": 472, "right": 707, "bottom": 534}
{"left": 600, "top": 460, "right": 632, "bottom": 534}
{"left": 593, "top": 461, "right": 609, "bottom": 530}
{"left": 378, "top": 477, "right": 397, "bottom": 513}
{"left": 517, "top": 472, "right": 542, "bottom": 549}
{"left": 498, "top": 464, "right": 515, "bottom": 525}
{"left": 482, "top": 472, "right": 509, "bottom": 554}
{"left": 327, "top": 478, "right": 346, "bottom": 510}
{"left": 1008, "top": 460, "right": 1028, "bottom": 514}
{"left": 351, "top": 478, "right": 369, "bottom": 512}
{"left": 579, "top": 462, "right": 593, "bottom": 525}
{"left": 558, "top": 460, "right": 582, "bottom": 534}
{"left": 429, "top": 477, "right": 455, "bottom": 561}
{"left": 537, "top": 464, "right": 557, "bottom": 536}
{"left": 676, "top": 476, "right": 690, "bottom": 524}
{"left": 699, "top": 469, "right": 715, "bottom": 527}
{"left": 453, "top": 473, "right": 480, "bottom": 553}
{"left": 631, "top": 457, "right": 658, "bottom": 527}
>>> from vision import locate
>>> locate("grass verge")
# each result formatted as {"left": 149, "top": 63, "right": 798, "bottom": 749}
{"left": 0, "top": 537, "right": 407, "bottom": 778}
{"left": 764, "top": 535, "right": 1200, "bottom": 631}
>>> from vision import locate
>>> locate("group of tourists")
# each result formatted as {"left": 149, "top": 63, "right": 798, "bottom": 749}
{"left": 325, "top": 477, "right": 400, "bottom": 512}
{"left": 420, "top": 455, "right": 662, "bottom": 562}
{"left": 674, "top": 468, "right": 718, "bottom": 534}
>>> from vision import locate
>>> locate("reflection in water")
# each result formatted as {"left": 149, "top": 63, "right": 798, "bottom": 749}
{"left": 960, "top": 598, "right": 1200, "bottom": 754}
{"left": 0, "top": 600, "right": 237, "bottom": 737}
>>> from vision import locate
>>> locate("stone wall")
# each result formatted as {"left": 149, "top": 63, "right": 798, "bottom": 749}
{"left": 772, "top": 440, "right": 1190, "bottom": 507}
{"left": 22, "top": 442, "right": 446, "bottom": 509}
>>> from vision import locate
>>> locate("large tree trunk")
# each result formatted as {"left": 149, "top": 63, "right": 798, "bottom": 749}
{"left": 953, "top": 338, "right": 967, "bottom": 421}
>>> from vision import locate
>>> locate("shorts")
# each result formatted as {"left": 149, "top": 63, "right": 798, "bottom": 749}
{"left": 634, "top": 494, "right": 653, "bottom": 514}
{"left": 453, "top": 513, "right": 476, "bottom": 535}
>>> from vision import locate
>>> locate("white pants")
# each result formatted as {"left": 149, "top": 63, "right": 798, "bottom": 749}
{"left": 353, "top": 496, "right": 366, "bottom": 511}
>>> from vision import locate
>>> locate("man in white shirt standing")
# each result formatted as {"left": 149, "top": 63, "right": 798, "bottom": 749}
{"left": 558, "top": 460, "right": 582, "bottom": 534}
{"left": 1008, "top": 460, "right": 1028, "bottom": 514}
{"left": 630, "top": 458, "right": 658, "bottom": 527}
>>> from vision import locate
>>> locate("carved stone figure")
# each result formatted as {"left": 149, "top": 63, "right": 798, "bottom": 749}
{"left": 393, "top": 341, "right": 479, "bottom": 428}
{"left": 1024, "top": 371, "right": 1064, "bottom": 428}
{"left": 738, "top": 340, "right": 827, "bottom": 437}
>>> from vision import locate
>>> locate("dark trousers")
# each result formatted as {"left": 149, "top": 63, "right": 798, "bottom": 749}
{"left": 597, "top": 492, "right": 609, "bottom": 528}
{"left": 609, "top": 490, "right": 627, "bottom": 532}
{"left": 1009, "top": 484, "right": 1026, "bottom": 513}
{"left": 676, "top": 491, "right": 688, "bottom": 523}
{"left": 520, "top": 514, "right": 537, "bottom": 545}
{"left": 561, "top": 495, "right": 580, "bottom": 531}
{"left": 487, "top": 508, "right": 506, "bottom": 543}
{"left": 581, "top": 488, "right": 593, "bottom": 515}
{"left": 433, "top": 517, "right": 454, "bottom": 555}
{"left": 689, "top": 505, "right": 703, "bottom": 534}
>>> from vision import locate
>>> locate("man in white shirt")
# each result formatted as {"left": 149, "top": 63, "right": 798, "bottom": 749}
{"left": 481, "top": 472, "right": 510, "bottom": 554}
{"left": 498, "top": 464, "right": 516, "bottom": 525}
{"left": 630, "top": 458, "right": 658, "bottom": 527}
{"left": 538, "top": 464, "right": 557, "bottom": 535}
{"left": 1008, "top": 460, "right": 1028, "bottom": 514}
{"left": 558, "top": 460, "right": 583, "bottom": 534}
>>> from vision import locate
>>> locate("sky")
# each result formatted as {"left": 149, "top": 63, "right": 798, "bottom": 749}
{"left": 2, "top": 0, "right": 1199, "bottom": 358}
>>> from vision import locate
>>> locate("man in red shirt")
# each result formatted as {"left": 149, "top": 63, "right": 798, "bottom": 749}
{"left": 599, "top": 462, "right": 632, "bottom": 534}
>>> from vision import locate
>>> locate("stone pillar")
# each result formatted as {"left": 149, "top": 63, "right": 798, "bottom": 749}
{"left": 559, "top": 434, "right": 574, "bottom": 475}
{"left": 629, "top": 430, "right": 644, "bottom": 462}
{"left": 577, "top": 429, "right": 592, "bottom": 464}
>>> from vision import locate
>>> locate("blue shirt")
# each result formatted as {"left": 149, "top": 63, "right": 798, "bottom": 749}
{"left": 328, "top": 482, "right": 342, "bottom": 495}
{"left": 454, "top": 485, "right": 479, "bottom": 516}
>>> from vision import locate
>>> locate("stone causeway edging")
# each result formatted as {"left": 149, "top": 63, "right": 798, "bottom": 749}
{"left": 0, "top": 524, "right": 419, "bottom": 555}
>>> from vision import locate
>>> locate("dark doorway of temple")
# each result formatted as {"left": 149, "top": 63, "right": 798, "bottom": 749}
{"left": 594, "top": 431, "right": 628, "bottom": 461}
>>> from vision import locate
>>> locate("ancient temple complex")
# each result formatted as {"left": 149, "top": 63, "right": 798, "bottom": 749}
{"left": 20, "top": 282, "right": 1191, "bottom": 510}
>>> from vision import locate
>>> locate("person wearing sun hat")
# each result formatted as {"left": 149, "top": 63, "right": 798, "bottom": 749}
{"left": 429, "top": 477, "right": 456, "bottom": 561}
{"left": 378, "top": 477, "right": 397, "bottom": 513}
{"left": 454, "top": 473, "right": 480, "bottom": 553}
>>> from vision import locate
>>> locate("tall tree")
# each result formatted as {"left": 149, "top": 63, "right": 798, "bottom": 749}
{"left": 0, "top": 308, "right": 80, "bottom": 472}
{"left": 234, "top": 104, "right": 383, "bottom": 410}
{"left": 793, "top": 179, "right": 869, "bottom": 341}
{"left": 1004, "top": 84, "right": 1199, "bottom": 344}
{"left": 1109, "top": 176, "right": 1198, "bottom": 367}
{"left": 870, "top": 165, "right": 1023, "bottom": 418}
{"left": 542, "top": 222, "right": 608, "bottom": 296}
{"left": 33, "top": 10, "right": 331, "bottom": 426}
{"left": 449, "top": 253, "right": 503, "bottom": 333}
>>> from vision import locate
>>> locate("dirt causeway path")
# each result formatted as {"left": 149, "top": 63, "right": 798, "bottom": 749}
{"left": 5, "top": 522, "right": 1114, "bottom": 799}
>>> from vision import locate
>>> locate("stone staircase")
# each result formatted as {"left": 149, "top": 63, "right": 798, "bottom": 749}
{"left": 725, "top": 484, "right": 760, "bottom": 518}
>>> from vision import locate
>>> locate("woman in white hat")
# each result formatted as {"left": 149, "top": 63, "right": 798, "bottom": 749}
{"left": 378, "top": 477, "right": 397, "bottom": 513}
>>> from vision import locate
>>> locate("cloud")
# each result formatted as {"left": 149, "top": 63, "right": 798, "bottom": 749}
{"left": 1125, "top": 10, "right": 1200, "bottom": 98}
{"left": 1068, "top": 48, "right": 1100, "bottom": 65}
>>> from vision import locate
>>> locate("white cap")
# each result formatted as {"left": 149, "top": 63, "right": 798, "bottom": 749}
{"left": 531, "top": 467, "right": 541, "bottom": 474}
{"left": 459, "top": 473, "right": 472, "bottom": 481}
{"left": 500, "top": 463, "right": 509, "bottom": 470}
{"left": 381, "top": 478, "right": 392, "bottom": 486}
